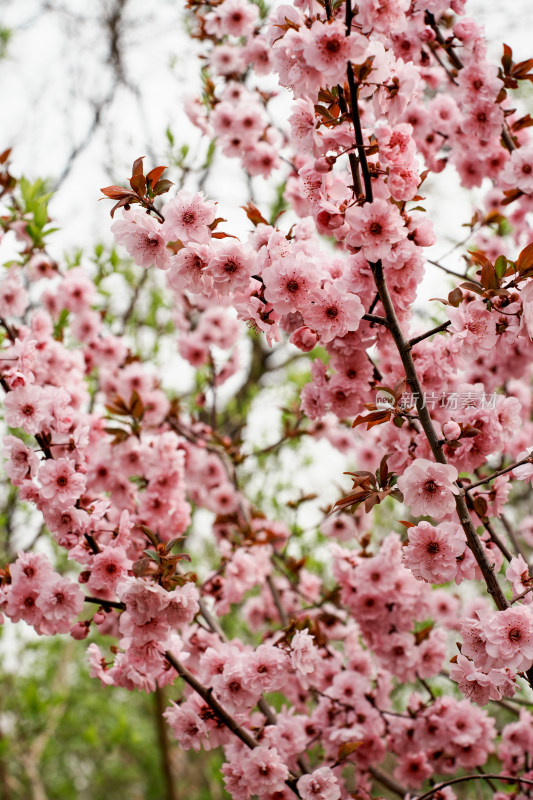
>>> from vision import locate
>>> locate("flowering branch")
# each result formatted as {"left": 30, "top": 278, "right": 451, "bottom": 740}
{"left": 164, "top": 652, "right": 302, "bottom": 797}
{"left": 464, "top": 455, "right": 533, "bottom": 493}
{"left": 415, "top": 773, "right": 533, "bottom": 800}
{"left": 408, "top": 321, "right": 451, "bottom": 348}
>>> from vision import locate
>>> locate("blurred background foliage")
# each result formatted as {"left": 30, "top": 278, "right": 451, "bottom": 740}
{"left": 0, "top": 627, "right": 225, "bottom": 800}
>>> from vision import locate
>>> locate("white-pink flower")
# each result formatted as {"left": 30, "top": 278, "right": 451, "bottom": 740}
{"left": 111, "top": 207, "right": 171, "bottom": 270}
{"left": 397, "top": 458, "right": 459, "bottom": 519}
{"left": 297, "top": 767, "right": 341, "bottom": 800}
{"left": 36, "top": 575, "right": 84, "bottom": 634}
{"left": 345, "top": 199, "right": 407, "bottom": 261}
{"left": 303, "top": 285, "right": 364, "bottom": 343}
{"left": 162, "top": 191, "right": 216, "bottom": 245}
{"left": 513, "top": 447, "right": 533, "bottom": 483}
{"left": 39, "top": 458, "right": 87, "bottom": 507}
{"left": 482, "top": 606, "right": 533, "bottom": 671}
{"left": 402, "top": 521, "right": 464, "bottom": 583}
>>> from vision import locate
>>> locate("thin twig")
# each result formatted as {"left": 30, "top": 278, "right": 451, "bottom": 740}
{"left": 408, "top": 321, "right": 451, "bottom": 348}
{"left": 464, "top": 456, "right": 532, "bottom": 493}
{"left": 415, "top": 773, "right": 533, "bottom": 800}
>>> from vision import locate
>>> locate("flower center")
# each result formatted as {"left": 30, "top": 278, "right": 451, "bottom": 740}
{"left": 509, "top": 627, "right": 521, "bottom": 642}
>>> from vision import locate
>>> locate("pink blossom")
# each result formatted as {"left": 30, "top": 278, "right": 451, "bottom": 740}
{"left": 243, "top": 643, "right": 288, "bottom": 693}
{"left": 375, "top": 123, "right": 416, "bottom": 166}
{"left": 3, "top": 434, "right": 40, "bottom": 484}
{"left": 393, "top": 751, "right": 433, "bottom": 789}
{"left": 87, "top": 547, "right": 131, "bottom": 596}
{"left": 116, "top": 578, "right": 170, "bottom": 625}
{"left": 513, "top": 447, "right": 533, "bottom": 483}
{"left": 207, "top": 242, "right": 256, "bottom": 296}
{"left": 402, "top": 521, "right": 464, "bottom": 583}
{"left": 164, "top": 582, "right": 200, "bottom": 627}
{"left": 302, "top": 21, "right": 367, "bottom": 85}
{"left": 358, "top": 0, "right": 410, "bottom": 34}
{"left": 303, "top": 285, "right": 364, "bottom": 343}
{"left": 244, "top": 746, "right": 289, "bottom": 796}
{"left": 111, "top": 207, "right": 171, "bottom": 270}
{"left": 291, "top": 628, "right": 321, "bottom": 679}
{"left": 483, "top": 606, "right": 533, "bottom": 671}
{"left": 162, "top": 191, "right": 216, "bottom": 246}
{"left": 345, "top": 199, "right": 407, "bottom": 261}
{"left": 442, "top": 421, "right": 461, "bottom": 441}
{"left": 0, "top": 275, "right": 28, "bottom": 318}
{"left": 263, "top": 254, "right": 321, "bottom": 314}
{"left": 211, "top": 660, "right": 259, "bottom": 714}
{"left": 209, "top": 44, "right": 246, "bottom": 77}
{"left": 500, "top": 146, "right": 533, "bottom": 194}
{"left": 506, "top": 555, "right": 532, "bottom": 601}
{"left": 4, "top": 384, "right": 49, "bottom": 434}
{"left": 297, "top": 767, "right": 341, "bottom": 800}
{"left": 4, "top": 584, "right": 44, "bottom": 630}
{"left": 163, "top": 701, "right": 208, "bottom": 751}
{"left": 38, "top": 458, "right": 86, "bottom": 507}
{"left": 397, "top": 458, "right": 459, "bottom": 518}
{"left": 450, "top": 654, "right": 511, "bottom": 706}
{"left": 9, "top": 551, "right": 54, "bottom": 587}
{"left": 218, "top": 0, "right": 259, "bottom": 38}
{"left": 36, "top": 575, "right": 84, "bottom": 634}
{"left": 290, "top": 325, "right": 319, "bottom": 352}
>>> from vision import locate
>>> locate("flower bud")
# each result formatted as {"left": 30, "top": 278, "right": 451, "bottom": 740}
{"left": 70, "top": 621, "right": 90, "bottom": 640}
{"left": 443, "top": 421, "right": 461, "bottom": 441}
{"left": 313, "top": 156, "right": 335, "bottom": 173}
{"left": 290, "top": 326, "right": 319, "bottom": 352}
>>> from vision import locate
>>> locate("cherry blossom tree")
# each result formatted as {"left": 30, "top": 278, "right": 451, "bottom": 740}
{"left": 3, "top": 0, "right": 533, "bottom": 798}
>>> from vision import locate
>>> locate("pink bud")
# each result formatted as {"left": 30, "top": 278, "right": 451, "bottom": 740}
{"left": 70, "top": 621, "right": 90, "bottom": 640}
{"left": 443, "top": 421, "right": 461, "bottom": 441}
{"left": 314, "top": 156, "right": 335, "bottom": 173}
{"left": 290, "top": 326, "right": 319, "bottom": 352}
{"left": 453, "top": 18, "right": 478, "bottom": 42}
{"left": 93, "top": 610, "right": 107, "bottom": 625}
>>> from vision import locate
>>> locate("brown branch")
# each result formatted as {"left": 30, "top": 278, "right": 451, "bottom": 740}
{"left": 479, "top": 518, "right": 513, "bottom": 563}
{"left": 370, "top": 258, "right": 509, "bottom": 611}
{"left": 501, "top": 513, "right": 530, "bottom": 564}
{"left": 154, "top": 685, "right": 178, "bottom": 800}
{"left": 424, "top": 11, "right": 515, "bottom": 153}
{"left": 408, "top": 320, "right": 451, "bottom": 348}
{"left": 368, "top": 767, "right": 407, "bottom": 799}
{"left": 84, "top": 595, "right": 125, "bottom": 610}
{"left": 267, "top": 574, "right": 289, "bottom": 627}
{"left": 339, "top": 38, "right": 514, "bottom": 620}
{"left": 164, "top": 653, "right": 305, "bottom": 793}
{"left": 427, "top": 258, "right": 482, "bottom": 286}
{"left": 415, "top": 773, "right": 533, "bottom": 800}
{"left": 362, "top": 313, "right": 388, "bottom": 326}
{"left": 464, "top": 456, "right": 532, "bottom": 493}
{"left": 165, "top": 651, "right": 259, "bottom": 748}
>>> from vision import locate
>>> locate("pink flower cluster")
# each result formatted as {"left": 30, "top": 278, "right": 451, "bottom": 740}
{"left": 2, "top": 551, "right": 83, "bottom": 635}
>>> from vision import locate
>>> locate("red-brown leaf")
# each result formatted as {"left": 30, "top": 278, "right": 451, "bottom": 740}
{"left": 100, "top": 185, "right": 133, "bottom": 200}
{"left": 241, "top": 202, "right": 268, "bottom": 227}
{"left": 132, "top": 156, "right": 145, "bottom": 176}
{"left": 129, "top": 172, "right": 146, "bottom": 197}
{"left": 146, "top": 166, "right": 167, "bottom": 186}
{"left": 516, "top": 242, "right": 533, "bottom": 274}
